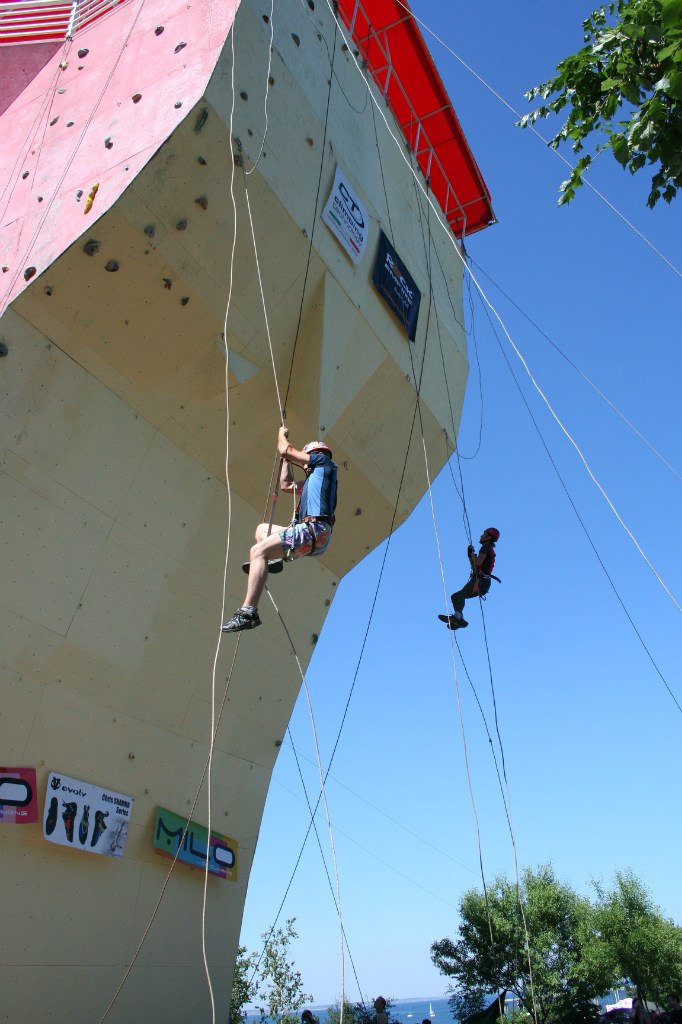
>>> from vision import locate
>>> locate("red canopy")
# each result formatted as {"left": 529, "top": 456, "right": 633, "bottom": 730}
{"left": 337, "top": 0, "right": 495, "bottom": 238}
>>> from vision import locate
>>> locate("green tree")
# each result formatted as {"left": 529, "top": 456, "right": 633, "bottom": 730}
{"left": 257, "top": 918, "right": 313, "bottom": 1024}
{"left": 518, "top": 0, "right": 682, "bottom": 207}
{"left": 593, "top": 870, "right": 682, "bottom": 1004}
{"left": 230, "top": 945, "right": 261, "bottom": 1024}
{"left": 430, "top": 865, "right": 613, "bottom": 1024}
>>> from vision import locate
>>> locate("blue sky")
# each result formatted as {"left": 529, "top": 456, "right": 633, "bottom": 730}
{"left": 238, "top": 0, "right": 682, "bottom": 1006}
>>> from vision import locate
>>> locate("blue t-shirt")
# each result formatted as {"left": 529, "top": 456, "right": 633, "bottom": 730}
{"left": 297, "top": 452, "right": 337, "bottom": 521}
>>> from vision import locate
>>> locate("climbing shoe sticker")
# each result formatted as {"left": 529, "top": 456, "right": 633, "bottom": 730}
{"left": 43, "top": 771, "right": 133, "bottom": 858}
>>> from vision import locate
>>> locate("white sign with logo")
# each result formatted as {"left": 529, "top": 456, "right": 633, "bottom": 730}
{"left": 322, "top": 165, "right": 369, "bottom": 266}
{"left": 43, "top": 771, "right": 133, "bottom": 858}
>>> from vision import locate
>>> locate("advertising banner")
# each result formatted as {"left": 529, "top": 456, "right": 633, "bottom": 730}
{"left": 152, "top": 806, "right": 238, "bottom": 881}
{"left": 371, "top": 230, "right": 421, "bottom": 341}
{"left": 0, "top": 767, "right": 38, "bottom": 823}
{"left": 43, "top": 771, "right": 133, "bottom": 858}
{"left": 321, "top": 165, "right": 369, "bottom": 266}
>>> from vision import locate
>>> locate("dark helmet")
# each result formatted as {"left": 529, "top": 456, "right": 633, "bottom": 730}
{"left": 485, "top": 527, "right": 500, "bottom": 542}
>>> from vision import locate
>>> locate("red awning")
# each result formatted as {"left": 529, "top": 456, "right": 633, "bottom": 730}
{"left": 336, "top": 0, "right": 495, "bottom": 238}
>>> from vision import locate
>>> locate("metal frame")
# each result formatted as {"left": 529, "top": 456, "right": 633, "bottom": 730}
{"left": 0, "top": 0, "right": 127, "bottom": 44}
{"left": 339, "top": 0, "right": 473, "bottom": 237}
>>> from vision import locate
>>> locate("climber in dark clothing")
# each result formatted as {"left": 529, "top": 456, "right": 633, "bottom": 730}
{"left": 438, "top": 527, "right": 500, "bottom": 630}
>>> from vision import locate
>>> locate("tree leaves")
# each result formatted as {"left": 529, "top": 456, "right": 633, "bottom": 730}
{"left": 518, "top": 0, "right": 682, "bottom": 206}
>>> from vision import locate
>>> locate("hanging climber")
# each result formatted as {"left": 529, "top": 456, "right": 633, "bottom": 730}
{"left": 222, "top": 425, "right": 338, "bottom": 633}
{"left": 438, "top": 527, "right": 500, "bottom": 630}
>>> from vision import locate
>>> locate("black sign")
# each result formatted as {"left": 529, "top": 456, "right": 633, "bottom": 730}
{"left": 372, "top": 230, "right": 421, "bottom": 341}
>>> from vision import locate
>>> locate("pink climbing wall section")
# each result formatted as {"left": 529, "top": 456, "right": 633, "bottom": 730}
{"left": 0, "top": 0, "right": 240, "bottom": 315}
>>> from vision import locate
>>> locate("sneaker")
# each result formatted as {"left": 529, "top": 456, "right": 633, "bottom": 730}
{"left": 241, "top": 559, "right": 284, "bottom": 575}
{"left": 437, "top": 614, "right": 468, "bottom": 630}
{"left": 222, "top": 607, "right": 262, "bottom": 632}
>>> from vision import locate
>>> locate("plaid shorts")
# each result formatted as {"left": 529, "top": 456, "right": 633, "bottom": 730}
{"left": 279, "top": 520, "right": 332, "bottom": 560}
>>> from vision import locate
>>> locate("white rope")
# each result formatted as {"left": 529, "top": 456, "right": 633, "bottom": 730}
{"left": 318, "top": 0, "right": 682, "bottom": 616}
{"left": 265, "top": 588, "right": 346, "bottom": 1019}
{"left": 389, "top": 0, "right": 682, "bottom": 281}
{"left": 463, "top": 259, "right": 682, "bottom": 616}
{"left": 241, "top": 158, "right": 284, "bottom": 422}
{"left": 199, "top": 16, "right": 242, "bottom": 1022}
{"left": 245, "top": 0, "right": 274, "bottom": 176}
{"left": 470, "top": 260, "right": 682, "bottom": 483}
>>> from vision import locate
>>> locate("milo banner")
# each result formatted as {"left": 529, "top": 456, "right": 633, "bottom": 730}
{"left": 321, "top": 165, "right": 369, "bottom": 266}
{"left": 372, "top": 230, "right": 421, "bottom": 341}
{"left": 152, "top": 806, "right": 238, "bottom": 881}
{"left": 43, "top": 771, "right": 133, "bottom": 858}
{"left": 0, "top": 767, "right": 38, "bottom": 823}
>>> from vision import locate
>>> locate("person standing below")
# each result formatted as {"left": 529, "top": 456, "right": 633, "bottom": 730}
{"left": 438, "top": 527, "right": 500, "bottom": 630}
{"left": 374, "top": 997, "right": 388, "bottom": 1024}
{"left": 667, "top": 995, "right": 682, "bottom": 1024}
{"left": 222, "top": 425, "right": 337, "bottom": 633}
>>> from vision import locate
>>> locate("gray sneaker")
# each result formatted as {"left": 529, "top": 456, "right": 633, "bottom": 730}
{"left": 222, "top": 607, "right": 262, "bottom": 632}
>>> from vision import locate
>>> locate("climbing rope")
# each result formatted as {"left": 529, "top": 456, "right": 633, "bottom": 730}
{"left": 245, "top": 0, "right": 274, "bottom": 177}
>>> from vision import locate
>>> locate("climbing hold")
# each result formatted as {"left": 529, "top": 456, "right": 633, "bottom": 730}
{"left": 269, "top": 75, "right": 275, "bottom": 86}
{"left": 291, "top": 33, "right": 300, "bottom": 46}
{"left": 78, "top": 47, "right": 89, "bottom": 58}
{"left": 1, "top": 266, "right": 8, "bottom": 273}
{"left": 197, "top": 155, "right": 207, "bottom": 165}
{"left": 104, "top": 260, "right": 119, "bottom": 272}
{"left": 59, "top": 60, "right": 68, "bottom": 69}
{"left": 174, "top": 100, "right": 182, "bottom": 109}
{"left": 78, "top": 65, "right": 84, "bottom": 70}
{"left": 193, "top": 108, "right": 208, "bottom": 133}
{"left": 176, "top": 219, "right": 187, "bottom": 231}
{"left": 58, "top": 88, "right": 66, "bottom": 94}
{"left": 37, "top": 195, "right": 43, "bottom": 202}
{"left": 132, "top": 93, "right": 142, "bottom": 103}
{"left": 180, "top": 296, "right": 189, "bottom": 306}
{"left": 22, "top": 171, "right": 29, "bottom": 179}
{"left": 24, "top": 267, "right": 36, "bottom": 281}
{"left": 84, "top": 183, "right": 99, "bottom": 214}
{"left": 234, "top": 153, "right": 243, "bottom": 168}
{"left": 104, "top": 137, "right": 113, "bottom": 149}
{"left": 306, "top": 136, "right": 314, "bottom": 146}
{"left": 154, "top": 25, "right": 164, "bottom": 34}
{"left": 76, "top": 189, "right": 83, "bottom": 201}
{"left": 262, "top": 15, "right": 270, "bottom": 24}
{"left": 83, "top": 239, "right": 100, "bottom": 256}
{"left": 195, "top": 196, "right": 208, "bottom": 209}
{"left": 50, "top": 116, "right": 59, "bottom": 125}
{"left": 355, "top": 507, "right": 362, "bottom": 515}
{"left": 174, "top": 41, "right": 186, "bottom": 53}
{"left": 0, "top": 341, "right": 7, "bottom": 356}
{"left": 67, "top": 120, "right": 74, "bottom": 127}
{"left": 144, "top": 224, "right": 155, "bottom": 237}
{"left": 163, "top": 278, "right": 172, "bottom": 289}
{"left": 247, "top": 128, "right": 253, "bottom": 136}
{"left": 308, "top": 0, "right": 314, "bottom": 8}
{"left": 240, "top": 91, "right": 248, "bottom": 101}
{"left": 44, "top": 285, "right": 53, "bottom": 296}
{"left": 311, "top": 633, "right": 319, "bottom": 645}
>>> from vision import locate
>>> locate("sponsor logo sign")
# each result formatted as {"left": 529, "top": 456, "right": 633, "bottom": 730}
{"left": 322, "top": 165, "right": 369, "bottom": 266}
{"left": 0, "top": 767, "right": 38, "bottom": 823}
{"left": 372, "top": 230, "right": 421, "bottom": 341}
{"left": 152, "top": 806, "right": 238, "bottom": 881}
{"left": 43, "top": 771, "right": 133, "bottom": 858}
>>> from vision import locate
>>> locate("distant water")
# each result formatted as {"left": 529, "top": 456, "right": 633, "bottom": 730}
{"left": 247, "top": 997, "right": 457, "bottom": 1024}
